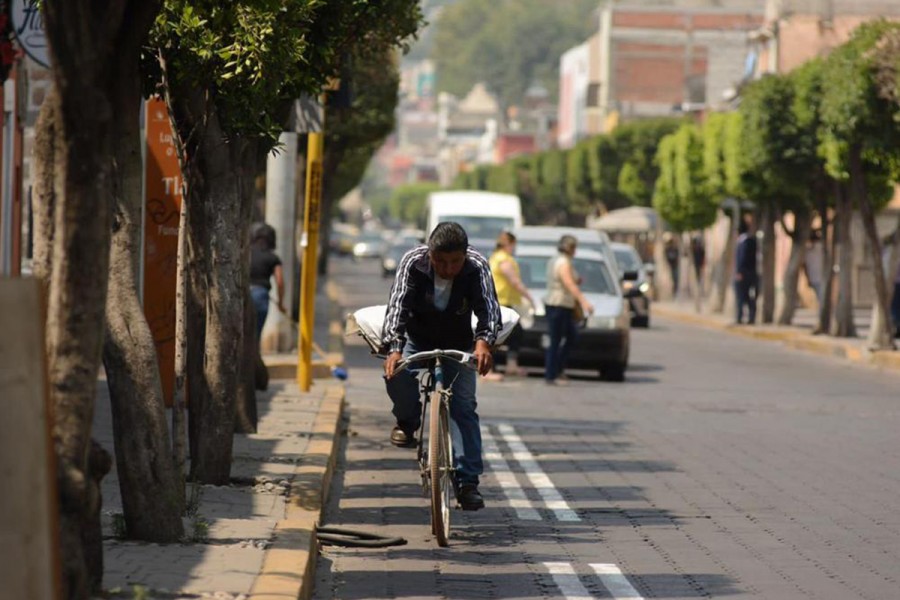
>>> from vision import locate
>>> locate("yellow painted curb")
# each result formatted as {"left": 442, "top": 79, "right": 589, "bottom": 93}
{"left": 249, "top": 384, "right": 345, "bottom": 600}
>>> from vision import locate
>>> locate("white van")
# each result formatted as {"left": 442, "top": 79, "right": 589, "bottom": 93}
{"left": 426, "top": 191, "right": 523, "bottom": 257}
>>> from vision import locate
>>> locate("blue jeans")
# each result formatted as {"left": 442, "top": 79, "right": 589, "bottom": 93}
{"left": 250, "top": 285, "right": 270, "bottom": 340}
{"left": 545, "top": 305, "right": 577, "bottom": 382}
{"left": 385, "top": 339, "right": 482, "bottom": 486}
{"left": 734, "top": 277, "right": 757, "bottom": 324}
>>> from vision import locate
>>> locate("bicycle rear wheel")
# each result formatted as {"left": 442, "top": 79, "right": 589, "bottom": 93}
{"left": 429, "top": 383, "right": 453, "bottom": 546}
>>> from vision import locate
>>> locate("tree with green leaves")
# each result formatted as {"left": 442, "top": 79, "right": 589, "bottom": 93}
{"left": 700, "top": 111, "right": 741, "bottom": 313}
{"left": 738, "top": 73, "right": 811, "bottom": 324}
{"left": 388, "top": 181, "right": 442, "bottom": 226}
{"left": 319, "top": 47, "right": 405, "bottom": 274}
{"left": 30, "top": 0, "right": 174, "bottom": 595}
{"left": 149, "top": 1, "right": 422, "bottom": 484}
{"left": 819, "top": 19, "right": 900, "bottom": 349}
{"left": 430, "top": 0, "right": 597, "bottom": 112}
{"left": 565, "top": 140, "right": 594, "bottom": 221}
{"left": 613, "top": 117, "right": 684, "bottom": 207}
{"left": 653, "top": 123, "right": 717, "bottom": 300}
{"left": 871, "top": 27, "right": 900, "bottom": 344}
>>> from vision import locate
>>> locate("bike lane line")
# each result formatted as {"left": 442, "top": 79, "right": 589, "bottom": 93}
{"left": 590, "top": 563, "right": 645, "bottom": 599}
{"left": 481, "top": 425, "right": 542, "bottom": 520}
{"left": 543, "top": 562, "right": 593, "bottom": 600}
{"left": 497, "top": 423, "right": 580, "bottom": 521}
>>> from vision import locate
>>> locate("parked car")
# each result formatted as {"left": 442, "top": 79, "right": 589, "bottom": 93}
{"left": 381, "top": 231, "right": 425, "bottom": 278}
{"left": 513, "top": 245, "right": 631, "bottom": 381}
{"left": 352, "top": 230, "right": 388, "bottom": 260}
{"left": 330, "top": 222, "right": 359, "bottom": 256}
{"left": 514, "top": 226, "right": 621, "bottom": 280}
{"left": 611, "top": 242, "right": 652, "bottom": 328}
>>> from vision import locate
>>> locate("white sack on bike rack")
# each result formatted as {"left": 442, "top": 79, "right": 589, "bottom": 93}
{"left": 346, "top": 304, "right": 520, "bottom": 354}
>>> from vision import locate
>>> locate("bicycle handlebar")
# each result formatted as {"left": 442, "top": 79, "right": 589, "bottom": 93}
{"left": 394, "top": 349, "right": 477, "bottom": 373}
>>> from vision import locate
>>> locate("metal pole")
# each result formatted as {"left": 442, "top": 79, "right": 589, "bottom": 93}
{"left": 297, "top": 129, "right": 324, "bottom": 390}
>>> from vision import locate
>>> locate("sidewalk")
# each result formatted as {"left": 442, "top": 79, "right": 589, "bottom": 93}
{"left": 95, "top": 282, "right": 346, "bottom": 600}
{"left": 653, "top": 299, "right": 900, "bottom": 372}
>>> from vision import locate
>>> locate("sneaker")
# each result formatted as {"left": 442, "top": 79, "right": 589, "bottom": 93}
{"left": 390, "top": 425, "right": 416, "bottom": 448}
{"left": 456, "top": 484, "right": 485, "bottom": 511}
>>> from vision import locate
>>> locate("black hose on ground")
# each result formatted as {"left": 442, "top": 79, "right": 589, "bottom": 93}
{"left": 315, "top": 525, "right": 408, "bottom": 548}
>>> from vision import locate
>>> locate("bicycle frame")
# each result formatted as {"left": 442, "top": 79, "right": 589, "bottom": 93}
{"left": 394, "top": 349, "right": 475, "bottom": 493}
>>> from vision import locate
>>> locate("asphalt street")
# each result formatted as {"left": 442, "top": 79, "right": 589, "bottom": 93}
{"left": 312, "top": 257, "right": 900, "bottom": 600}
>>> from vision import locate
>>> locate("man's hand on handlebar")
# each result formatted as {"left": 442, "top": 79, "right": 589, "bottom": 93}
{"left": 384, "top": 351, "right": 402, "bottom": 379}
{"left": 474, "top": 339, "right": 493, "bottom": 377}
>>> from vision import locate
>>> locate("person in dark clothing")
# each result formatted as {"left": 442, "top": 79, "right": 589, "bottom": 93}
{"left": 664, "top": 235, "right": 679, "bottom": 295}
{"left": 734, "top": 219, "right": 758, "bottom": 324}
{"left": 381, "top": 222, "right": 501, "bottom": 511}
{"left": 249, "top": 223, "right": 285, "bottom": 341}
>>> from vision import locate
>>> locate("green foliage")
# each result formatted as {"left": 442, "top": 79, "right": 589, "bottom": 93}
{"left": 388, "top": 182, "right": 441, "bottom": 226}
{"left": 587, "top": 135, "right": 620, "bottom": 209}
{"left": 617, "top": 162, "right": 647, "bottom": 205}
{"left": 738, "top": 73, "right": 808, "bottom": 210}
{"left": 430, "top": 0, "right": 597, "bottom": 109}
{"left": 721, "top": 112, "right": 745, "bottom": 199}
{"left": 610, "top": 117, "right": 684, "bottom": 206}
{"left": 702, "top": 112, "right": 728, "bottom": 199}
{"left": 819, "top": 19, "right": 900, "bottom": 195}
{"left": 653, "top": 124, "right": 717, "bottom": 232}
{"left": 151, "top": 0, "right": 423, "bottom": 148}
{"left": 486, "top": 160, "right": 518, "bottom": 195}
{"left": 565, "top": 141, "right": 593, "bottom": 213}
{"left": 324, "top": 48, "right": 402, "bottom": 205}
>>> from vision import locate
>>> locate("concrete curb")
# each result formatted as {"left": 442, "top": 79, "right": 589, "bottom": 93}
{"left": 248, "top": 383, "right": 345, "bottom": 600}
{"left": 654, "top": 303, "right": 900, "bottom": 374}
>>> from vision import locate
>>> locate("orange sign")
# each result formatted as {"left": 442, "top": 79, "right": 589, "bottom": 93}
{"left": 143, "top": 97, "right": 182, "bottom": 407}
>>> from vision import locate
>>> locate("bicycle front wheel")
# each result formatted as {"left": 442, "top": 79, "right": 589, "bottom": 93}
{"left": 429, "top": 383, "right": 453, "bottom": 547}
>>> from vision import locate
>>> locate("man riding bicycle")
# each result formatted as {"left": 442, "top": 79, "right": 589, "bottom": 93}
{"left": 382, "top": 221, "right": 501, "bottom": 511}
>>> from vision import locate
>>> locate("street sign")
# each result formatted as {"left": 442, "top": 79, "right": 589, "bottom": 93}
{"left": 143, "top": 98, "right": 182, "bottom": 407}
{"left": 11, "top": 0, "right": 49, "bottom": 69}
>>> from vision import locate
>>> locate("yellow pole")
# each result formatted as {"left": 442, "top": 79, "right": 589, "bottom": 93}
{"left": 297, "top": 129, "right": 324, "bottom": 390}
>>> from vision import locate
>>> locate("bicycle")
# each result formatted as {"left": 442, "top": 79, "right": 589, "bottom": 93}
{"left": 347, "top": 304, "right": 518, "bottom": 547}
{"left": 392, "top": 348, "right": 476, "bottom": 547}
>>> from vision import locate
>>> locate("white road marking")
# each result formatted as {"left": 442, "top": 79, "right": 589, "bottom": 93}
{"left": 544, "top": 562, "right": 594, "bottom": 600}
{"left": 481, "top": 426, "right": 541, "bottom": 520}
{"left": 497, "top": 423, "right": 580, "bottom": 521}
{"left": 591, "top": 563, "right": 645, "bottom": 599}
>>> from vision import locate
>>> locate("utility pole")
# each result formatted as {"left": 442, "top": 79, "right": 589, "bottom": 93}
{"left": 297, "top": 95, "right": 325, "bottom": 391}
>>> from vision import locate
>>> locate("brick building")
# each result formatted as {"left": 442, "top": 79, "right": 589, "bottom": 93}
{"left": 596, "top": 0, "right": 763, "bottom": 128}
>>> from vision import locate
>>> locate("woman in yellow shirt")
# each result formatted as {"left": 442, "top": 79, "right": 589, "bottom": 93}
{"left": 487, "top": 231, "right": 533, "bottom": 379}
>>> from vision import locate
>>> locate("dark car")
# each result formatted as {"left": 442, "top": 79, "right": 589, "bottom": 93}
{"left": 381, "top": 231, "right": 425, "bottom": 278}
{"left": 611, "top": 242, "right": 651, "bottom": 328}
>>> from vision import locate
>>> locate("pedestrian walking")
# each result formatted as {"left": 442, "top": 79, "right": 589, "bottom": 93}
{"left": 543, "top": 235, "right": 594, "bottom": 385}
{"left": 249, "top": 223, "right": 285, "bottom": 342}
{"left": 734, "top": 218, "right": 758, "bottom": 325}
{"left": 487, "top": 231, "right": 533, "bottom": 380}
{"left": 664, "top": 233, "right": 679, "bottom": 296}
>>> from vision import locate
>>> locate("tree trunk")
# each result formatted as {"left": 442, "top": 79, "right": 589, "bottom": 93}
{"left": 32, "top": 88, "right": 61, "bottom": 284}
{"left": 235, "top": 145, "right": 264, "bottom": 434}
{"left": 816, "top": 194, "right": 836, "bottom": 335}
{"left": 102, "top": 70, "right": 184, "bottom": 541}
{"left": 777, "top": 209, "right": 812, "bottom": 325}
{"left": 711, "top": 211, "right": 736, "bottom": 314}
{"left": 869, "top": 217, "right": 900, "bottom": 349}
{"left": 833, "top": 182, "right": 856, "bottom": 337}
{"left": 182, "top": 108, "right": 252, "bottom": 484}
{"left": 849, "top": 146, "right": 896, "bottom": 350}
{"left": 760, "top": 204, "right": 777, "bottom": 324}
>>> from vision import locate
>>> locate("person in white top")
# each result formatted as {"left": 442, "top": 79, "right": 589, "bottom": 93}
{"left": 543, "top": 235, "right": 594, "bottom": 385}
